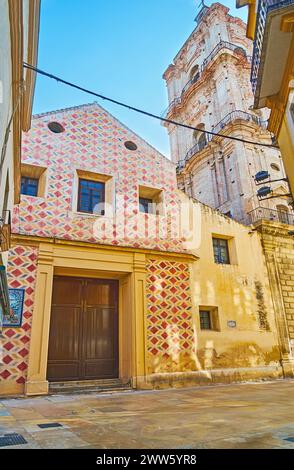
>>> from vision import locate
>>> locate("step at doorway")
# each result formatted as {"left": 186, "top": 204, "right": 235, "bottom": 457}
{"left": 49, "top": 378, "right": 132, "bottom": 395}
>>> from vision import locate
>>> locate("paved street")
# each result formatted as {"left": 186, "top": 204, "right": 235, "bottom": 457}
{"left": 0, "top": 380, "right": 294, "bottom": 449}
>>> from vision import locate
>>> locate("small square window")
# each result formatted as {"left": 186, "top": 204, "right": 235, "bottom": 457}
{"left": 21, "top": 164, "right": 47, "bottom": 198}
{"left": 78, "top": 179, "right": 105, "bottom": 214}
{"left": 199, "top": 307, "right": 220, "bottom": 331}
{"left": 21, "top": 177, "right": 39, "bottom": 197}
{"left": 213, "top": 237, "right": 230, "bottom": 264}
{"left": 138, "top": 185, "right": 164, "bottom": 215}
{"left": 139, "top": 197, "right": 153, "bottom": 214}
{"left": 200, "top": 310, "right": 212, "bottom": 330}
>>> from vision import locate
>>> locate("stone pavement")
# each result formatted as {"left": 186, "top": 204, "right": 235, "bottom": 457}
{"left": 0, "top": 379, "right": 294, "bottom": 449}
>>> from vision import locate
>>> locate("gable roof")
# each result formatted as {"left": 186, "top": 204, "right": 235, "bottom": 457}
{"left": 32, "top": 101, "right": 173, "bottom": 165}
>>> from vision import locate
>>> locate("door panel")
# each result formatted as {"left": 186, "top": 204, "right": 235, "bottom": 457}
{"left": 51, "top": 276, "right": 83, "bottom": 305}
{"left": 82, "top": 279, "right": 118, "bottom": 379}
{"left": 85, "top": 279, "right": 117, "bottom": 306}
{"left": 47, "top": 276, "right": 119, "bottom": 382}
{"left": 83, "top": 306, "right": 118, "bottom": 379}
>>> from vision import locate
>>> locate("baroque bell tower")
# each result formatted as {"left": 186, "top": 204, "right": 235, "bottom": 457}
{"left": 162, "top": 2, "right": 291, "bottom": 225}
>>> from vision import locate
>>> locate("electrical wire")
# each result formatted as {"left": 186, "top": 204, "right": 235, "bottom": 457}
{"left": 23, "top": 62, "right": 278, "bottom": 150}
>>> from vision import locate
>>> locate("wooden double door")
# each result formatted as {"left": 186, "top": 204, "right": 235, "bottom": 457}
{"left": 47, "top": 276, "right": 119, "bottom": 382}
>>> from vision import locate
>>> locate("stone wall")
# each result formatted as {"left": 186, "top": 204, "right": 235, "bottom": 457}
{"left": 256, "top": 220, "right": 294, "bottom": 368}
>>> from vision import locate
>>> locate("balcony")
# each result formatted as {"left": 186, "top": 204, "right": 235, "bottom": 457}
{"left": 185, "top": 138, "right": 208, "bottom": 163}
{"left": 0, "top": 210, "right": 11, "bottom": 252}
{"left": 251, "top": 0, "right": 294, "bottom": 106}
{"left": 164, "top": 41, "right": 251, "bottom": 118}
{"left": 213, "top": 109, "right": 267, "bottom": 133}
{"left": 181, "top": 42, "right": 250, "bottom": 99}
{"left": 181, "top": 72, "right": 201, "bottom": 96}
{"left": 202, "top": 40, "right": 249, "bottom": 71}
{"left": 161, "top": 97, "right": 181, "bottom": 118}
{"left": 248, "top": 206, "right": 294, "bottom": 225}
{"left": 176, "top": 110, "right": 267, "bottom": 171}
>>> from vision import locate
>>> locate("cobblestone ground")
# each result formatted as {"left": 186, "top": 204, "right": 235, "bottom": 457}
{"left": 0, "top": 380, "right": 294, "bottom": 449}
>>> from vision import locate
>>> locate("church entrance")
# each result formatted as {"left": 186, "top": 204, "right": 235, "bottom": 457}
{"left": 47, "top": 276, "right": 119, "bottom": 382}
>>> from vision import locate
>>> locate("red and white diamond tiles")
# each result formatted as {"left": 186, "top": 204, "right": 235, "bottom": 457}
{"left": 146, "top": 259, "right": 196, "bottom": 374}
{"left": 14, "top": 103, "right": 186, "bottom": 253}
{"left": 0, "top": 246, "right": 38, "bottom": 384}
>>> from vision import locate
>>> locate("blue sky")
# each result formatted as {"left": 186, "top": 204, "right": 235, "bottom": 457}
{"left": 34, "top": 1, "right": 247, "bottom": 156}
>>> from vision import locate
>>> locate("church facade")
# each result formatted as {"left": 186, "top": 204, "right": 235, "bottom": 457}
{"left": 0, "top": 101, "right": 288, "bottom": 397}
{"left": 1, "top": 3, "right": 294, "bottom": 398}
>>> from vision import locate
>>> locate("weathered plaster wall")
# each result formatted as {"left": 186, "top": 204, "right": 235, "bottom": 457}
{"left": 179, "top": 192, "right": 281, "bottom": 372}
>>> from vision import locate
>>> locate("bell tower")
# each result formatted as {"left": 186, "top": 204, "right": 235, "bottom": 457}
{"left": 162, "top": 2, "right": 291, "bottom": 224}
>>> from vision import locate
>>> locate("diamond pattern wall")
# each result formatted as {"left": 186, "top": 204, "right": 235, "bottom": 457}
{"left": 146, "top": 259, "right": 196, "bottom": 374}
{"left": 13, "top": 103, "right": 186, "bottom": 253}
{"left": 2, "top": 103, "right": 196, "bottom": 390}
{"left": 0, "top": 246, "right": 38, "bottom": 384}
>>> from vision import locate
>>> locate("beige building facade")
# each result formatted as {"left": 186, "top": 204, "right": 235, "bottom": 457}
{"left": 179, "top": 192, "right": 290, "bottom": 383}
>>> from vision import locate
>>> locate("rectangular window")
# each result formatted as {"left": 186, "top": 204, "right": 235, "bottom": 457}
{"left": 138, "top": 185, "right": 164, "bottom": 215}
{"left": 21, "top": 164, "right": 47, "bottom": 198}
{"left": 199, "top": 306, "right": 220, "bottom": 331}
{"left": 139, "top": 197, "right": 153, "bottom": 214}
{"left": 78, "top": 179, "right": 105, "bottom": 214}
{"left": 21, "top": 177, "right": 39, "bottom": 197}
{"left": 199, "top": 310, "right": 212, "bottom": 330}
{"left": 213, "top": 237, "right": 230, "bottom": 264}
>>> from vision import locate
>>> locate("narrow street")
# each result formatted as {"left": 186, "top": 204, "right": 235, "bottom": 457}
{"left": 0, "top": 380, "right": 294, "bottom": 449}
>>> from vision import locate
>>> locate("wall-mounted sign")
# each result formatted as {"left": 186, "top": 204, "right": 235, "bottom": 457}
{"left": 227, "top": 320, "right": 236, "bottom": 328}
{"left": 3, "top": 289, "right": 25, "bottom": 328}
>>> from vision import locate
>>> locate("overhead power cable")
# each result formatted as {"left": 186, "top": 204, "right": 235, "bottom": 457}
{"left": 23, "top": 62, "right": 278, "bottom": 150}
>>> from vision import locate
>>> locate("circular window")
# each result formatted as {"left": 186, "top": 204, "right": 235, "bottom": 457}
{"left": 124, "top": 141, "right": 137, "bottom": 151}
{"left": 270, "top": 163, "right": 280, "bottom": 171}
{"left": 48, "top": 122, "right": 65, "bottom": 133}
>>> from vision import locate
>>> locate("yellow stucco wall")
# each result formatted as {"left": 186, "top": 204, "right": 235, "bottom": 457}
{"left": 179, "top": 192, "right": 281, "bottom": 371}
